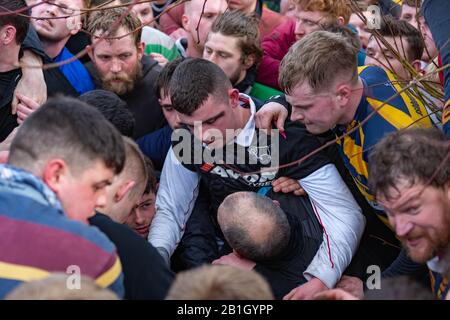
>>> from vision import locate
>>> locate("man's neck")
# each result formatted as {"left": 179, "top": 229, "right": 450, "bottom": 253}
{"left": 242, "top": 0, "right": 258, "bottom": 15}
{"left": 235, "top": 96, "right": 252, "bottom": 129}
{"left": 186, "top": 34, "right": 203, "bottom": 58}
{"left": 0, "top": 45, "right": 20, "bottom": 72}
{"left": 339, "top": 77, "right": 364, "bottom": 126}
{"left": 41, "top": 36, "right": 70, "bottom": 59}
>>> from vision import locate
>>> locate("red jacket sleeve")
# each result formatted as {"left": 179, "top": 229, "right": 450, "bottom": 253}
{"left": 159, "top": 4, "right": 184, "bottom": 36}
{"left": 256, "top": 19, "right": 296, "bottom": 90}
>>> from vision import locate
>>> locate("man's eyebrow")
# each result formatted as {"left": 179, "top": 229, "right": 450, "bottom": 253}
{"left": 95, "top": 180, "right": 112, "bottom": 188}
{"left": 180, "top": 111, "right": 225, "bottom": 127}
{"left": 204, "top": 111, "right": 225, "bottom": 123}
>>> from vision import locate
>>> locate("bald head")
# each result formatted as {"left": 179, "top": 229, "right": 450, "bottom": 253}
{"left": 218, "top": 192, "right": 290, "bottom": 262}
{"left": 182, "top": 0, "right": 228, "bottom": 53}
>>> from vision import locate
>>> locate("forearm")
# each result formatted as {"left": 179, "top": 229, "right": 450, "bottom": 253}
{"left": 300, "top": 164, "right": 366, "bottom": 288}
{"left": 148, "top": 149, "right": 200, "bottom": 262}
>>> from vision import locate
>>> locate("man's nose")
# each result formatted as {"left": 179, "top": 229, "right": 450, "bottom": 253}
{"left": 95, "top": 192, "right": 107, "bottom": 208}
{"left": 290, "top": 109, "right": 305, "bottom": 123}
{"left": 110, "top": 60, "right": 122, "bottom": 73}
{"left": 394, "top": 216, "right": 414, "bottom": 238}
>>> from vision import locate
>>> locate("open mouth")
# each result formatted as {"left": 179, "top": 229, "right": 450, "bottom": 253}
{"left": 35, "top": 17, "right": 53, "bottom": 29}
{"left": 406, "top": 237, "right": 422, "bottom": 248}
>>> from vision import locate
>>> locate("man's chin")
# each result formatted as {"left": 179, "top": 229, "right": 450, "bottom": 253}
{"left": 102, "top": 82, "right": 130, "bottom": 96}
{"left": 405, "top": 244, "right": 434, "bottom": 264}
{"left": 305, "top": 124, "right": 328, "bottom": 135}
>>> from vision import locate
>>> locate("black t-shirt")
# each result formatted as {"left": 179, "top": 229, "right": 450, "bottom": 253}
{"left": 174, "top": 101, "right": 330, "bottom": 215}
{"left": 253, "top": 191, "right": 323, "bottom": 299}
{"left": 0, "top": 69, "right": 21, "bottom": 142}
{"left": 89, "top": 213, "right": 174, "bottom": 300}
{"left": 65, "top": 31, "right": 91, "bottom": 64}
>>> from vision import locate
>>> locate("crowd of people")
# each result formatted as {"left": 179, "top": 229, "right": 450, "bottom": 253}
{"left": 0, "top": 0, "right": 449, "bottom": 300}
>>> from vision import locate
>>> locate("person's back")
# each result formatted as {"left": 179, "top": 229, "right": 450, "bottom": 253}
{"left": 0, "top": 96, "right": 126, "bottom": 298}
{"left": 216, "top": 192, "right": 323, "bottom": 299}
{"left": 89, "top": 213, "right": 174, "bottom": 299}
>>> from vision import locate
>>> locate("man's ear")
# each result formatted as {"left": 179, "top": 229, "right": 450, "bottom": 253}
{"left": 243, "top": 54, "right": 256, "bottom": 71}
{"left": 181, "top": 14, "right": 190, "bottom": 31}
{"left": 137, "top": 42, "right": 145, "bottom": 61}
{"left": 229, "top": 88, "right": 240, "bottom": 108}
{"left": 411, "top": 59, "right": 423, "bottom": 74}
{"left": 115, "top": 180, "right": 136, "bottom": 203}
{"left": 87, "top": 44, "right": 94, "bottom": 61}
{"left": 42, "top": 159, "right": 69, "bottom": 195}
{"left": 337, "top": 16, "right": 346, "bottom": 26}
{"left": 336, "top": 83, "right": 352, "bottom": 107}
{"left": 1, "top": 26, "right": 17, "bottom": 46}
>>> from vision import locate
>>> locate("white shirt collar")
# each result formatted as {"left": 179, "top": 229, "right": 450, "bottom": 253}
{"left": 235, "top": 93, "right": 256, "bottom": 147}
{"left": 427, "top": 247, "right": 450, "bottom": 273}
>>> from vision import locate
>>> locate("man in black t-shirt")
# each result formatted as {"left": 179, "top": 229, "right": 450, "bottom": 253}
{"left": 0, "top": 0, "right": 34, "bottom": 143}
{"left": 215, "top": 192, "right": 323, "bottom": 299}
{"left": 85, "top": 8, "right": 166, "bottom": 139}
{"left": 148, "top": 58, "right": 366, "bottom": 297}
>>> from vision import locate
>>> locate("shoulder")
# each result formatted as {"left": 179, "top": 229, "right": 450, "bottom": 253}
{"left": 141, "top": 27, "right": 175, "bottom": 47}
{"left": 90, "top": 213, "right": 153, "bottom": 256}
{"left": 358, "top": 65, "right": 390, "bottom": 81}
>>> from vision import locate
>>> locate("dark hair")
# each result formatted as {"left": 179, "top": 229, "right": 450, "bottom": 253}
{"left": 403, "top": 0, "right": 420, "bottom": 8}
{"left": 143, "top": 156, "right": 157, "bottom": 194}
{"left": 210, "top": 10, "right": 263, "bottom": 66}
{"left": 87, "top": 7, "right": 142, "bottom": 46}
{"left": 376, "top": 16, "right": 424, "bottom": 61}
{"left": 9, "top": 96, "right": 125, "bottom": 175}
{"left": 0, "top": 0, "right": 29, "bottom": 44}
{"left": 79, "top": 90, "right": 135, "bottom": 137}
{"left": 154, "top": 57, "right": 187, "bottom": 99}
{"left": 364, "top": 276, "right": 434, "bottom": 300}
{"left": 169, "top": 58, "right": 231, "bottom": 116}
{"left": 324, "top": 23, "right": 362, "bottom": 51}
{"left": 369, "top": 128, "right": 450, "bottom": 200}
{"left": 219, "top": 192, "right": 291, "bottom": 262}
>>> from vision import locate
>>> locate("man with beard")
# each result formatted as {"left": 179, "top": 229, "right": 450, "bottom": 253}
{"left": 369, "top": 128, "right": 450, "bottom": 300}
{"left": 86, "top": 8, "right": 166, "bottom": 139}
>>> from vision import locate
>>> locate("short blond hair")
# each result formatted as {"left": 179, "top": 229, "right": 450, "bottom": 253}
{"left": 5, "top": 273, "right": 118, "bottom": 300}
{"left": 279, "top": 30, "right": 359, "bottom": 94}
{"left": 294, "top": 0, "right": 352, "bottom": 24}
{"left": 166, "top": 265, "right": 274, "bottom": 300}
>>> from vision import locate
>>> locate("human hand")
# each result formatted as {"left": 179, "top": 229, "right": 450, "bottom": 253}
{"left": 15, "top": 94, "right": 41, "bottom": 124}
{"left": 313, "top": 288, "right": 359, "bottom": 300}
{"left": 0, "top": 128, "right": 18, "bottom": 152}
{"left": 255, "top": 102, "right": 288, "bottom": 135}
{"left": 283, "top": 277, "right": 328, "bottom": 300}
{"left": 150, "top": 53, "right": 170, "bottom": 67}
{"left": 212, "top": 251, "right": 256, "bottom": 270}
{"left": 272, "top": 176, "right": 305, "bottom": 196}
{"left": 335, "top": 275, "right": 364, "bottom": 299}
{"left": 169, "top": 27, "right": 188, "bottom": 41}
